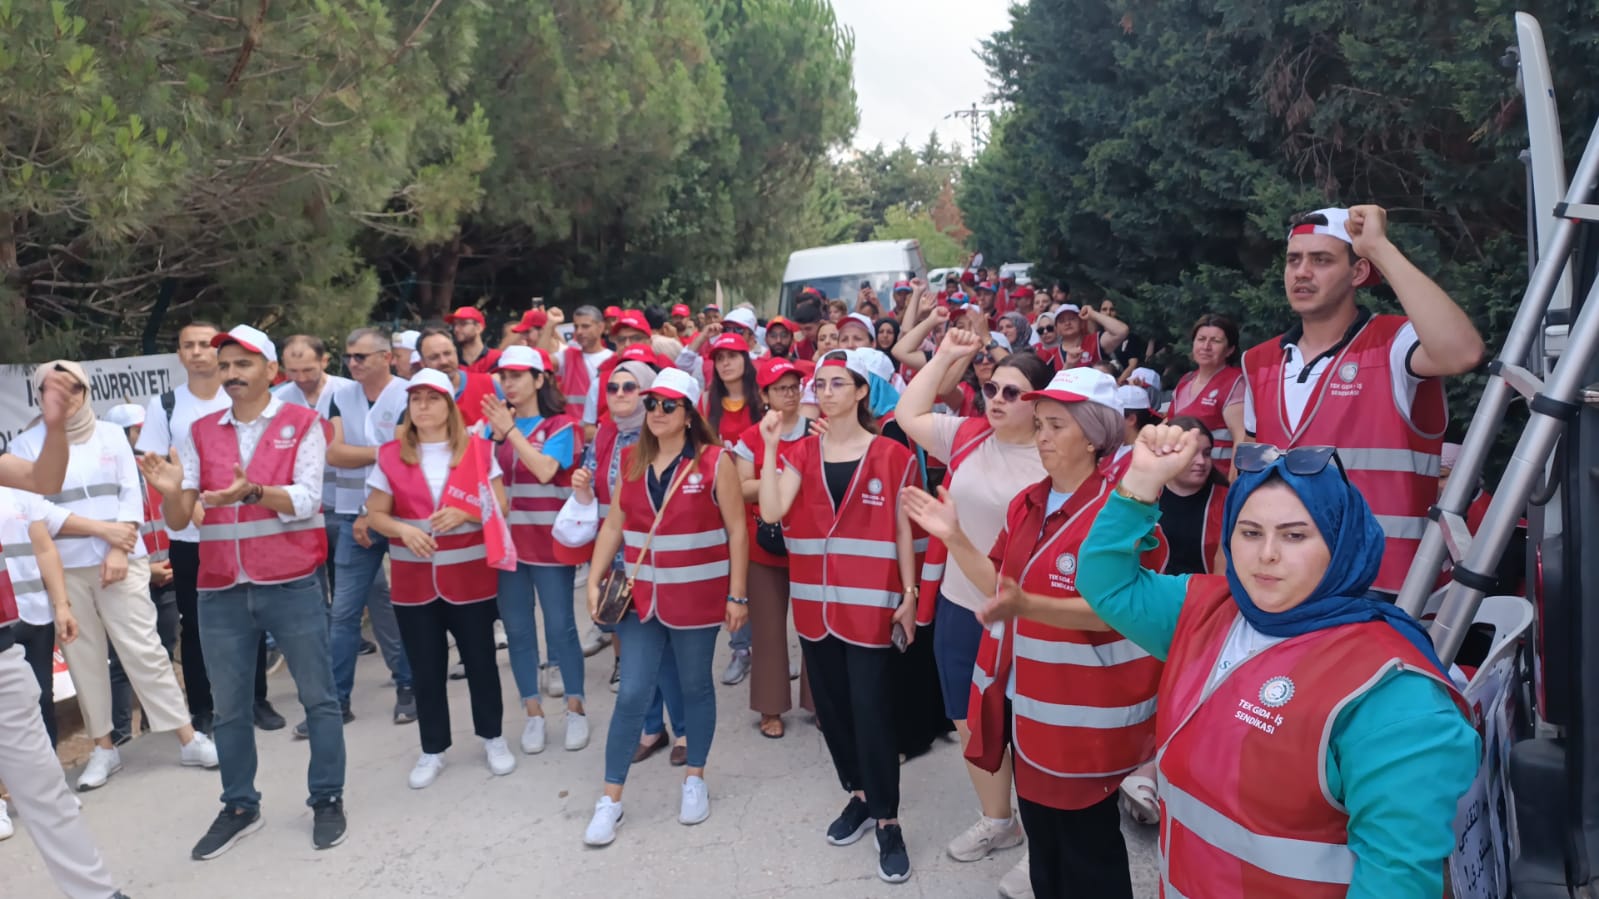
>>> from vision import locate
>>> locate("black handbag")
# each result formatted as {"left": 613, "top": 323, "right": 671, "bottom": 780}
{"left": 755, "top": 519, "right": 787, "bottom": 557}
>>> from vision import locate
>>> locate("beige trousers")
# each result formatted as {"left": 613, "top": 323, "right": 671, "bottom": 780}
{"left": 60, "top": 558, "right": 191, "bottom": 739}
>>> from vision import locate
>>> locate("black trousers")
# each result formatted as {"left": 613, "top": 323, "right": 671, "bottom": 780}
{"left": 801, "top": 634, "right": 900, "bottom": 820}
{"left": 393, "top": 598, "right": 502, "bottom": 754}
{"left": 172, "top": 541, "right": 267, "bottom": 722}
{"left": 1017, "top": 794, "right": 1133, "bottom": 899}
{"left": 13, "top": 621, "right": 57, "bottom": 746}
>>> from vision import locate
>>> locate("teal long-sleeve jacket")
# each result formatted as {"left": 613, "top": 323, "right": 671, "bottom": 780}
{"left": 1077, "top": 491, "right": 1481, "bottom": 899}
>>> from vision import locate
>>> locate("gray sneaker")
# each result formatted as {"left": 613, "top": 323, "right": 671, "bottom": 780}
{"left": 720, "top": 649, "right": 751, "bottom": 686}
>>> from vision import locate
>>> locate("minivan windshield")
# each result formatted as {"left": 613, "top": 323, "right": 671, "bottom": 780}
{"left": 780, "top": 271, "right": 914, "bottom": 316}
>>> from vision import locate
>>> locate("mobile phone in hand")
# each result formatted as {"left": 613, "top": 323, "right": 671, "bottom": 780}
{"left": 891, "top": 622, "right": 908, "bottom": 653}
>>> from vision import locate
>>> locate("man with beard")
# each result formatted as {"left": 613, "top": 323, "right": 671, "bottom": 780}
{"left": 445, "top": 307, "right": 501, "bottom": 374}
{"left": 764, "top": 316, "right": 798, "bottom": 361}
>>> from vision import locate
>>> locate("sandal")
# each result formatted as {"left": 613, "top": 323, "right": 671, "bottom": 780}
{"left": 759, "top": 715, "right": 785, "bottom": 739}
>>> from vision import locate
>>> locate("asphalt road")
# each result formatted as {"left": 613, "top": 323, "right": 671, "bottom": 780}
{"left": 9, "top": 620, "right": 1160, "bottom": 898}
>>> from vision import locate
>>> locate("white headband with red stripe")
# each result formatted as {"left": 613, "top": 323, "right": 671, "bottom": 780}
{"left": 1288, "top": 207, "right": 1381, "bottom": 288}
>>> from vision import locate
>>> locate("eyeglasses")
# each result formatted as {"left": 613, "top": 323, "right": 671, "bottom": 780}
{"left": 1037, "top": 326, "right": 1055, "bottom": 335}
{"left": 813, "top": 377, "right": 855, "bottom": 394}
{"left": 981, "top": 382, "right": 1023, "bottom": 402}
{"left": 766, "top": 383, "right": 802, "bottom": 397}
{"left": 606, "top": 381, "right": 640, "bottom": 395}
{"left": 343, "top": 351, "right": 384, "bottom": 364}
{"left": 642, "top": 397, "right": 681, "bottom": 414}
{"left": 1232, "top": 444, "right": 1347, "bottom": 480}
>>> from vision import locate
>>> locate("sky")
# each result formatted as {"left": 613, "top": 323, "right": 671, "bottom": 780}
{"left": 831, "top": 0, "right": 1016, "bottom": 156}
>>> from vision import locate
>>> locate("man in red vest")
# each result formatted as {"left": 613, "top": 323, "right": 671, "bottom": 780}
{"left": 141, "top": 324, "right": 348, "bottom": 861}
{"left": 418, "top": 328, "right": 501, "bottom": 428}
{"left": 555, "top": 305, "right": 615, "bottom": 441}
{"left": 1240, "top": 205, "right": 1486, "bottom": 597}
{"left": 446, "top": 306, "right": 501, "bottom": 374}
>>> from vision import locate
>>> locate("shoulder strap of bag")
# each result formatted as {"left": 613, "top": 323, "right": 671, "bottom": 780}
{"left": 624, "top": 450, "right": 702, "bottom": 582}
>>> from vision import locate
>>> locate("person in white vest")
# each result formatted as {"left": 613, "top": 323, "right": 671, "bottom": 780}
{"left": 140, "top": 324, "right": 347, "bottom": 861}
{"left": 274, "top": 334, "right": 353, "bottom": 519}
{"left": 0, "top": 369, "right": 137, "bottom": 898}
{"left": 9, "top": 361, "right": 219, "bottom": 792}
{"left": 393, "top": 329, "right": 423, "bottom": 379}
{"left": 0, "top": 485, "right": 72, "bottom": 752}
{"left": 316, "top": 327, "right": 415, "bottom": 736}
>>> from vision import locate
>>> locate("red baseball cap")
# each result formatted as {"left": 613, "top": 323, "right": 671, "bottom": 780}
{"left": 445, "top": 306, "right": 485, "bottom": 325}
{"left": 617, "top": 343, "right": 658, "bottom": 366}
{"left": 604, "top": 305, "right": 623, "bottom": 319}
{"left": 892, "top": 280, "right": 913, "bottom": 293}
{"left": 757, "top": 357, "right": 802, "bottom": 388}
{"left": 611, "top": 310, "right": 652, "bottom": 337}
{"left": 534, "top": 348, "right": 555, "bottom": 371}
{"left": 671, "top": 303, "right": 692, "bottom": 318}
{"left": 709, "top": 333, "right": 750, "bottom": 355}
{"left": 766, "top": 315, "right": 796, "bottom": 334}
{"left": 510, "top": 308, "right": 548, "bottom": 332}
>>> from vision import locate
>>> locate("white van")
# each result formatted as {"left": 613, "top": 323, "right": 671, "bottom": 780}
{"left": 779, "top": 240, "right": 927, "bottom": 316}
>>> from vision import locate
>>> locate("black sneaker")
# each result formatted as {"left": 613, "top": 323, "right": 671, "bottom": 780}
{"left": 358, "top": 638, "right": 377, "bottom": 656}
{"left": 825, "top": 796, "right": 872, "bottom": 846}
{"left": 393, "top": 686, "right": 417, "bottom": 724}
{"left": 312, "top": 798, "right": 347, "bottom": 850}
{"left": 875, "top": 823, "right": 911, "bottom": 883}
{"left": 254, "top": 699, "right": 286, "bottom": 731}
{"left": 293, "top": 702, "right": 354, "bottom": 739}
{"left": 191, "top": 806, "right": 263, "bottom": 860}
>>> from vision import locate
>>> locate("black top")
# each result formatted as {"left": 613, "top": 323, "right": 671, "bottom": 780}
{"left": 647, "top": 443, "right": 698, "bottom": 508}
{"left": 1159, "top": 483, "right": 1216, "bottom": 575}
{"left": 823, "top": 458, "right": 861, "bottom": 509}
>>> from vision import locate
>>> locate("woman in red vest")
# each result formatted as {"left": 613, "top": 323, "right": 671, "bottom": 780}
{"left": 1158, "top": 415, "right": 1229, "bottom": 577}
{"left": 582, "top": 368, "right": 748, "bottom": 848}
{"left": 905, "top": 367, "right": 1165, "bottom": 899}
{"left": 365, "top": 369, "right": 513, "bottom": 790}
{"left": 1168, "top": 314, "right": 1246, "bottom": 476}
{"left": 702, "top": 332, "right": 764, "bottom": 448}
{"left": 1077, "top": 424, "right": 1480, "bottom": 899}
{"left": 477, "top": 345, "right": 589, "bottom": 756}
{"left": 757, "top": 348, "right": 920, "bottom": 885}
{"left": 731, "top": 357, "right": 814, "bottom": 738}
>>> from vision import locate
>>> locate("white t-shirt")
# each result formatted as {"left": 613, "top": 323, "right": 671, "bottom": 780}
{"left": 580, "top": 348, "right": 614, "bottom": 426}
{"left": 10, "top": 421, "right": 147, "bottom": 568}
{"left": 1243, "top": 321, "right": 1425, "bottom": 435}
{"left": 365, "top": 441, "right": 502, "bottom": 508}
{"left": 0, "top": 485, "right": 70, "bottom": 625}
{"left": 135, "top": 382, "right": 232, "bottom": 541}
{"left": 926, "top": 414, "right": 1047, "bottom": 611}
{"left": 328, "top": 377, "right": 409, "bottom": 514}
{"left": 1204, "top": 616, "right": 1288, "bottom": 693}
{"left": 275, "top": 375, "right": 354, "bottom": 511}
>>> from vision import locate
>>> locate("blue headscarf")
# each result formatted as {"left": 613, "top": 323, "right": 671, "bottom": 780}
{"left": 1222, "top": 459, "right": 1448, "bottom": 674}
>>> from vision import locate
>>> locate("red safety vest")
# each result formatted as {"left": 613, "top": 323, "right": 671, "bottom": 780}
{"left": 0, "top": 538, "right": 18, "bottom": 630}
{"left": 192, "top": 404, "right": 327, "bottom": 590}
{"left": 559, "top": 345, "right": 593, "bottom": 422}
{"left": 966, "top": 476, "right": 1170, "bottom": 810}
{"left": 1196, "top": 482, "right": 1228, "bottom": 575}
{"left": 702, "top": 396, "right": 755, "bottom": 449}
{"left": 918, "top": 418, "right": 993, "bottom": 617}
{"left": 592, "top": 422, "right": 623, "bottom": 518}
{"left": 617, "top": 447, "right": 731, "bottom": 628}
{"left": 140, "top": 479, "right": 170, "bottom": 562}
{"left": 1170, "top": 366, "right": 1245, "bottom": 476}
{"left": 736, "top": 420, "right": 807, "bottom": 570}
{"left": 1100, "top": 445, "right": 1133, "bottom": 483}
{"left": 377, "top": 438, "right": 498, "bottom": 605}
{"left": 1155, "top": 577, "right": 1467, "bottom": 898}
{"left": 1242, "top": 315, "right": 1445, "bottom": 593}
{"left": 781, "top": 435, "right": 918, "bottom": 648}
{"left": 497, "top": 415, "right": 585, "bottom": 566}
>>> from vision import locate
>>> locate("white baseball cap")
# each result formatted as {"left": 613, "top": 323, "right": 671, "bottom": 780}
{"left": 103, "top": 404, "right": 146, "bottom": 429}
{"left": 840, "top": 312, "right": 875, "bottom": 336}
{"left": 1023, "top": 368, "right": 1118, "bottom": 410}
{"left": 817, "top": 348, "right": 870, "bottom": 383}
{"left": 987, "top": 331, "right": 1013, "bottom": 352}
{"left": 723, "top": 308, "right": 758, "bottom": 334}
{"left": 394, "top": 330, "right": 421, "bottom": 351}
{"left": 1289, "top": 207, "right": 1382, "bottom": 287}
{"left": 406, "top": 368, "right": 455, "bottom": 398}
{"left": 856, "top": 347, "right": 896, "bottom": 385}
{"left": 493, "top": 345, "right": 545, "bottom": 372}
{"left": 211, "top": 324, "right": 277, "bottom": 363}
{"left": 1114, "top": 384, "right": 1152, "bottom": 412}
{"left": 643, "top": 367, "right": 701, "bottom": 408}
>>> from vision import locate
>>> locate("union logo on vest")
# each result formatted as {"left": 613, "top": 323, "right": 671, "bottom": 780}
{"left": 867, "top": 478, "right": 883, "bottom": 495}
{"left": 1259, "top": 675, "right": 1296, "bottom": 708}
{"left": 1337, "top": 362, "right": 1359, "bottom": 383}
{"left": 1056, "top": 553, "right": 1077, "bottom": 576}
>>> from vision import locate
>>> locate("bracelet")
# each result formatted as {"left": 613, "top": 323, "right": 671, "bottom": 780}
{"left": 1114, "top": 482, "right": 1158, "bottom": 506}
{"left": 727, "top": 596, "right": 749, "bottom": 606}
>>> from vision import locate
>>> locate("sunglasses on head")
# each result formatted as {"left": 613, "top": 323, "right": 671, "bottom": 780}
{"left": 642, "top": 396, "right": 682, "bottom": 414}
{"left": 981, "top": 382, "right": 1023, "bottom": 402}
{"left": 606, "top": 381, "right": 640, "bottom": 395}
{"left": 1232, "top": 444, "right": 1347, "bottom": 480}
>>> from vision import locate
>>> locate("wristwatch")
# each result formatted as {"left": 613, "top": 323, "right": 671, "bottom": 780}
{"left": 241, "top": 483, "right": 264, "bottom": 505}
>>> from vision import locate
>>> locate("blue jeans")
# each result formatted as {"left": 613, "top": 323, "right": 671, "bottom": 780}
{"left": 328, "top": 513, "right": 411, "bottom": 701}
{"left": 497, "top": 563, "right": 584, "bottom": 703}
{"left": 604, "top": 614, "right": 718, "bottom": 784}
{"left": 728, "top": 621, "right": 751, "bottom": 654}
{"left": 644, "top": 650, "right": 686, "bottom": 739}
{"left": 198, "top": 576, "right": 345, "bottom": 811}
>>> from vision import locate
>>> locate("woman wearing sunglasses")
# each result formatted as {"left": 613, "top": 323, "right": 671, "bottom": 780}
{"left": 365, "top": 369, "right": 511, "bottom": 788}
{"left": 757, "top": 348, "right": 921, "bottom": 884}
{"left": 1075, "top": 428, "right": 1479, "bottom": 899}
{"left": 582, "top": 368, "right": 748, "bottom": 847}
{"left": 892, "top": 327, "right": 1051, "bottom": 893}
{"left": 478, "top": 346, "right": 589, "bottom": 757}
{"left": 903, "top": 367, "right": 1166, "bottom": 899}
{"left": 1167, "top": 314, "right": 1246, "bottom": 476}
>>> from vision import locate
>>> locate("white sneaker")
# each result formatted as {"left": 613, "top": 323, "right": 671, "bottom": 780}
{"left": 77, "top": 746, "right": 122, "bottom": 791}
{"left": 679, "top": 776, "right": 710, "bottom": 825}
{"left": 564, "top": 711, "right": 590, "bottom": 751}
{"left": 946, "top": 814, "right": 1024, "bottom": 862}
{"left": 581, "top": 624, "right": 612, "bottom": 657}
{"left": 521, "top": 716, "right": 547, "bottom": 755}
{"left": 0, "top": 799, "right": 12, "bottom": 841}
{"left": 998, "top": 850, "right": 1034, "bottom": 899}
{"left": 484, "top": 737, "right": 516, "bottom": 776}
{"left": 540, "top": 664, "right": 565, "bottom": 698}
{"left": 408, "top": 753, "right": 446, "bottom": 789}
{"left": 493, "top": 620, "right": 508, "bottom": 650}
{"left": 584, "top": 796, "right": 624, "bottom": 846}
{"left": 180, "top": 732, "right": 220, "bottom": 769}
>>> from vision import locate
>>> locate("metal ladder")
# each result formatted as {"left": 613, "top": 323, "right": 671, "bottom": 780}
{"left": 1395, "top": 82, "right": 1599, "bottom": 665}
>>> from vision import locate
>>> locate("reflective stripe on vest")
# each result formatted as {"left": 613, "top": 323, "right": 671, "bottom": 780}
{"left": 44, "top": 482, "right": 120, "bottom": 504}
{"left": 1013, "top": 633, "right": 1150, "bottom": 667}
{"left": 1012, "top": 693, "right": 1157, "bottom": 730}
{"left": 390, "top": 543, "right": 488, "bottom": 566}
{"left": 1159, "top": 777, "right": 1355, "bottom": 886}
{"left": 507, "top": 510, "right": 560, "bottom": 527}
{"left": 509, "top": 484, "right": 570, "bottom": 500}
{"left": 1373, "top": 514, "right": 1428, "bottom": 541}
{"left": 1337, "top": 446, "right": 1440, "bottom": 475}
{"left": 0, "top": 543, "right": 45, "bottom": 598}
{"left": 634, "top": 558, "right": 730, "bottom": 585}
{"left": 200, "top": 515, "right": 326, "bottom": 542}
{"left": 920, "top": 560, "right": 945, "bottom": 581}
{"left": 783, "top": 536, "right": 898, "bottom": 561}
{"left": 622, "top": 528, "right": 725, "bottom": 554}
{"left": 790, "top": 581, "right": 899, "bottom": 609}
{"left": 139, "top": 520, "right": 165, "bottom": 536}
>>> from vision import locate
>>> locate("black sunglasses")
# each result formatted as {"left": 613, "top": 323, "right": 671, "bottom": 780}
{"left": 1233, "top": 444, "right": 1347, "bottom": 480}
{"left": 343, "top": 351, "right": 385, "bottom": 364}
{"left": 974, "top": 352, "right": 993, "bottom": 364}
{"left": 642, "top": 396, "right": 682, "bottom": 415}
{"left": 981, "top": 382, "right": 1023, "bottom": 402}
{"left": 606, "top": 381, "right": 640, "bottom": 395}
{"left": 1037, "top": 325, "right": 1055, "bottom": 335}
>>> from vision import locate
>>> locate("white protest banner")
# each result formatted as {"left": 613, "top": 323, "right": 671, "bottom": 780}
{"left": 0, "top": 354, "right": 185, "bottom": 455}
